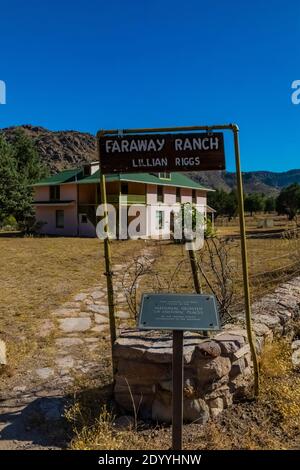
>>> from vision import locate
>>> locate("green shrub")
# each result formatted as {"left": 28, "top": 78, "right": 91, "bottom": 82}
{"left": 1, "top": 214, "right": 18, "bottom": 230}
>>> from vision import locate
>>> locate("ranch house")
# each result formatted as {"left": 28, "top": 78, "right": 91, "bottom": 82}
{"left": 33, "top": 161, "right": 214, "bottom": 238}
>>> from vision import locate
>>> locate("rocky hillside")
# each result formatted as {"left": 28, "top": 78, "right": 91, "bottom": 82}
{"left": 1, "top": 125, "right": 96, "bottom": 173}
{"left": 1, "top": 125, "right": 300, "bottom": 194}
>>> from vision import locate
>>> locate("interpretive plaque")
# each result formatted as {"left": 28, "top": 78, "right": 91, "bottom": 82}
{"left": 138, "top": 293, "right": 220, "bottom": 331}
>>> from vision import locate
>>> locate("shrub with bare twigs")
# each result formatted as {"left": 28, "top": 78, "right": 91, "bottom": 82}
{"left": 196, "top": 236, "right": 238, "bottom": 323}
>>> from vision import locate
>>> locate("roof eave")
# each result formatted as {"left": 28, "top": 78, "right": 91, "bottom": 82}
{"left": 118, "top": 176, "right": 214, "bottom": 192}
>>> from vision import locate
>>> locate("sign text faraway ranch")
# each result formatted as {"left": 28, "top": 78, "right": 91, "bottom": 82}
{"left": 99, "top": 132, "right": 225, "bottom": 173}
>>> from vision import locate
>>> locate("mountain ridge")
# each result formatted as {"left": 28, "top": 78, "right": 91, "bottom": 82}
{"left": 1, "top": 125, "right": 300, "bottom": 195}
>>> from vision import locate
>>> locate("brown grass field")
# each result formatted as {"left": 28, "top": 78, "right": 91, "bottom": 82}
{"left": 0, "top": 220, "right": 298, "bottom": 327}
{"left": 0, "top": 237, "right": 145, "bottom": 379}
{"left": 1, "top": 214, "right": 300, "bottom": 449}
{"left": 1, "top": 215, "right": 299, "bottom": 375}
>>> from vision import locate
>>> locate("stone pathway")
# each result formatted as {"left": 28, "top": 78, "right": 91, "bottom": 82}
{"left": 0, "top": 249, "right": 154, "bottom": 449}
{"left": 36, "top": 275, "right": 129, "bottom": 385}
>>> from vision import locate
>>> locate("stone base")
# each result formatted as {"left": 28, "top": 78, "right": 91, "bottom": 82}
{"left": 113, "top": 329, "right": 246, "bottom": 423}
{"left": 113, "top": 277, "right": 300, "bottom": 423}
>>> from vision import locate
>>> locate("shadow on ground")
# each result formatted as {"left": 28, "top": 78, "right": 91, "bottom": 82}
{"left": 0, "top": 396, "right": 70, "bottom": 449}
{"left": 0, "top": 383, "right": 114, "bottom": 450}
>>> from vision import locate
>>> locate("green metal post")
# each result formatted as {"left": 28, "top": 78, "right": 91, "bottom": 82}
{"left": 232, "top": 125, "right": 259, "bottom": 396}
{"left": 98, "top": 135, "right": 117, "bottom": 376}
{"left": 172, "top": 330, "right": 183, "bottom": 450}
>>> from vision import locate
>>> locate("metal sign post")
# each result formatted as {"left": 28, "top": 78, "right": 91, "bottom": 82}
{"left": 98, "top": 139, "right": 117, "bottom": 376}
{"left": 172, "top": 330, "right": 183, "bottom": 450}
{"left": 233, "top": 127, "right": 259, "bottom": 396}
{"left": 139, "top": 292, "right": 220, "bottom": 450}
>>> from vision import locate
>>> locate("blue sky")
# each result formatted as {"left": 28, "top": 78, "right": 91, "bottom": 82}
{"left": 0, "top": 0, "right": 299, "bottom": 172}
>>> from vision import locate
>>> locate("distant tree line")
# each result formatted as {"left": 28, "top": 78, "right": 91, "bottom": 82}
{"left": 208, "top": 183, "right": 300, "bottom": 221}
{"left": 0, "top": 129, "right": 47, "bottom": 230}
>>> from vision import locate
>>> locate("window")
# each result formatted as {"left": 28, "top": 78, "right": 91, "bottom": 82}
{"left": 176, "top": 187, "right": 181, "bottom": 203}
{"left": 81, "top": 214, "right": 88, "bottom": 224}
{"left": 121, "top": 182, "right": 129, "bottom": 194}
{"left": 158, "top": 172, "right": 171, "bottom": 179}
{"left": 83, "top": 165, "right": 91, "bottom": 176}
{"left": 192, "top": 189, "right": 197, "bottom": 204}
{"left": 157, "top": 185, "right": 163, "bottom": 203}
{"left": 50, "top": 185, "right": 60, "bottom": 201}
{"left": 56, "top": 210, "right": 64, "bottom": 228}
{"left": 156, "top": 210, "right": 165, "bottom": 230}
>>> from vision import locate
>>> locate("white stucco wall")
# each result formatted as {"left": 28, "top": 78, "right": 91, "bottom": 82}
{"left": 34, "top": 184, "right": 78, "bottom": 236}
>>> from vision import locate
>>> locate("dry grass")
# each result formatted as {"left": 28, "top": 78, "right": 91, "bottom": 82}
{"left": 215, "top": 214, "right": 298, "bottom": 236}
{"left": 1, "top": 222, "right": 299, "bottom": 380}
{"left": 66, "top": 404, "right": 156, "bottom": 450}
{"left": 0, "top": 236, "right": 146, "bottom": 382}
{"left": 142, "top": 234, "right": 300, "bottom": 316}
{"left": 260, "top": 341, "right": 300, "bottom": 431}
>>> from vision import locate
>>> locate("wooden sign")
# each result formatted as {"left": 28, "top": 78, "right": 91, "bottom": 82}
{"left": 99, "top": 132, "right": 225, "bottom": 174}
{"left": 138, "top": 293, "right": 220, "bottom": 331}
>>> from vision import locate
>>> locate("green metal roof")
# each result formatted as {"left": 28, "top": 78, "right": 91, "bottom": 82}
{"left": 76, "top": 169, "right": 116, "bottom": 184}
{"left": 117, "top": 172, "right": 213, "bottom": 191}
{"left": 33, "top": 168, "right": 82, "bottom": 186}
{"left": 77, "top": 170, "right": 212, "bottom": 191}
{"left": 34, "top": 168, "right": 213, "bottom": 191}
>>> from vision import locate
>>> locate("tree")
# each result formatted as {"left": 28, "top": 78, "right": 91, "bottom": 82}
{"left": 224, "top": 190, "right": 238, "bottom": 220}
{"left": 244, "top": 193, "right": 265, "bottom": 216}
{"left": 207, "top": 189, "right": 227, "bottom": 219}
{"left": 276, "top": 183, "right": 300, "bottom": 220}
{"left": 0, "top": 136, "right": 20, "bottom": 222}
{"left": 264, "top": 196, "right": 276, "bottom": 213}
{"left": 0, "top": 130, "right": 47, "bottom": 226}
{"left": 208, "top": 189, "right": 238, "bottom": 220}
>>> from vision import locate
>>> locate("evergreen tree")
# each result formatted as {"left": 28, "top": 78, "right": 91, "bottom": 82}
{"left": 264, "top": 196, "right": 276, "bottom": 213}
{"left": 244, "top": 193, "right": 265, "bottom": 216}
{"left": 207, "top": 189, "right": 227, "bottom": 218}
{"left": 224, "top": 190, "right": 238, "bottom": 220}
{"left": 276, "top": 183, "right": 300, "bottom": 220}
{"left": 0, "top": 130, "right": 47, "bottom": 226}
{"left": 0, "top": 136, "right": 19, "bottom": 222}
{"left": 208, "top": 189, "right": 238, "bottom": 220}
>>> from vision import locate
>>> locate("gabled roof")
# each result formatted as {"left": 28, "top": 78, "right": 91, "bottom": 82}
{"left": 33, "top": 168, "right": 213, "bottom": 191}
{"left": 118, "top": 172, "right": 214, "bottom": 191}
{"left": 34, "top": 168, "right": 82, "bottom": 186}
